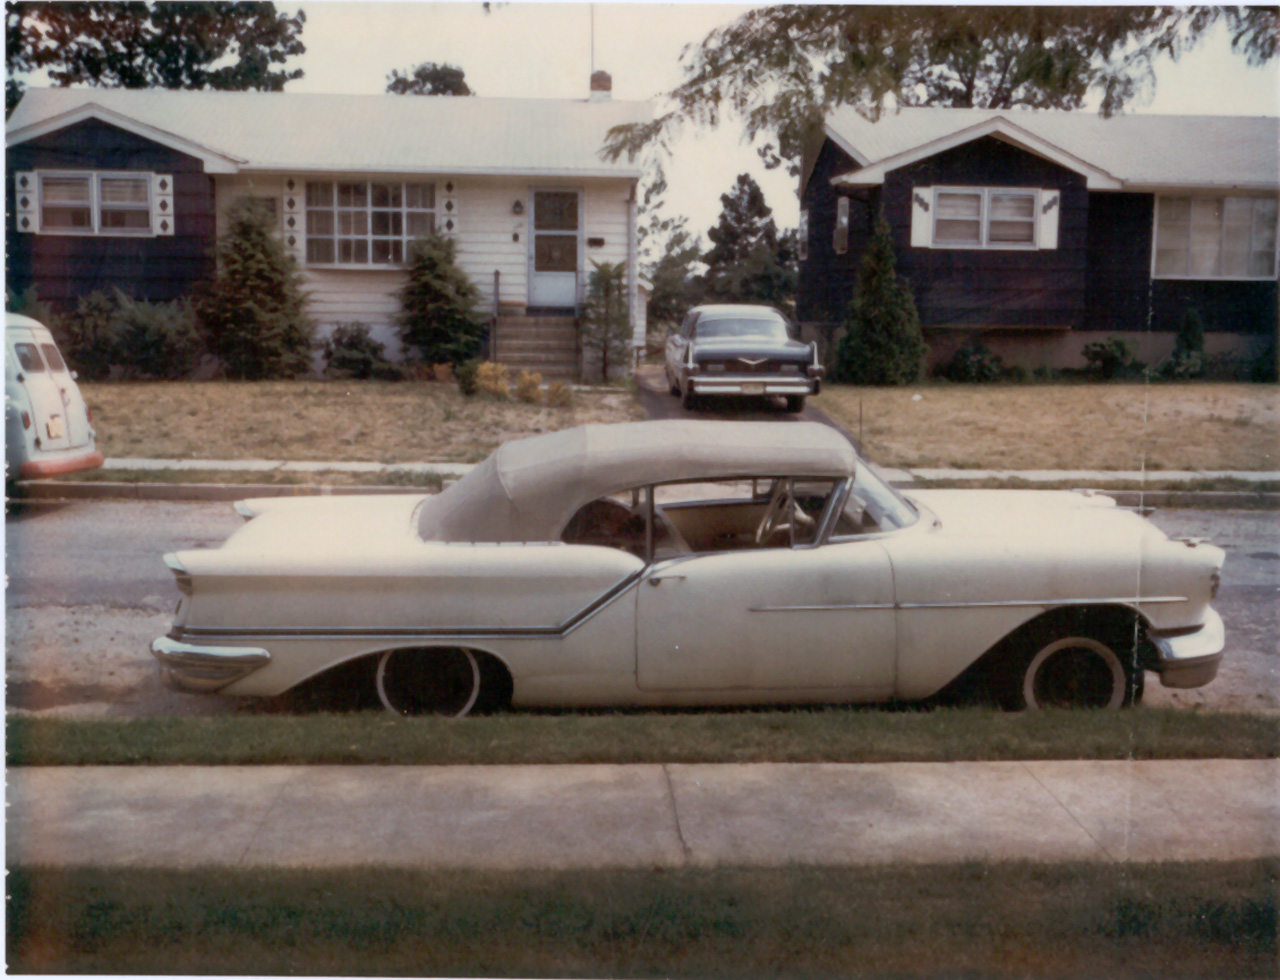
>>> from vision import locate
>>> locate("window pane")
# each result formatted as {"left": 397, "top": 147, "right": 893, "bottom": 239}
{"left": 1249, "top": 251, "right": 1276, "bottom": 277}
{"left": 338, "top": 239, "right": 368, "bottom": 264}
{"left": 39, "top": 343, "right": 66, "bottom": 372}
{"left": 338, "top": 211, "right": 368, "bottom": 235}
{"left": 534, "top": 191, "right": 578, "bottom": 231}
{"left": 988, "top": 219, "right": 1034, "bottom": 244}
{"left": 307, "top": 210, "right": 334, "bottom": 235}
{"left": 1189, "top": 198, "right": 1223, "bottom": 276}
{"left": 407, "top": 212, "right": 435, "bottom": 236}
{"left": 100, "top": 177, "right": 148, "bottom": 204}
{"left": 41, "top": 177, "right": 90, "bottom": 203}
{"left": 338, "top": 182, "right": 368, "bottom": 208}
{"left": 14, "top": 343, "right": 45, "bottom": 372}
{"left": 306, "top": 182, "right": 333, "bottom": 207}
{"left": 372, "top": 240, "right": 395, "bottom": 264}
{"left": 534, "top": 235, "right": 577, "bottom": 271}
{"left": 937, "top": 192, "right": 981, "bottom": 219}
{"left": 935, "top": 219, "right": 981, "bottom": 243}
{"left": 370, "top": 183, "right": 401, "bottom": 208}
{"left": 42, "top": 206, "right": 92, "bottom": 229}
{"left": 100, "top": 209, "right": 150, "bottom": 230}
{"left": 406, "top": 183, "right": 436, "bottom": 209}
{"left": 1253, "top": 199, "right": 1277, "bottom": 252}
{"left": 990, "top": 193, "right": 1034, "bottom": 220}
{"left": 371, "top": 211, "right": 402, "bottom": 236}
{"left": 307, "top": 238, "right": 335, "bottom": 263}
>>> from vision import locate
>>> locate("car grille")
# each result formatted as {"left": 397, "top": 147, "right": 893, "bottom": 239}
{"left": 705, "top": 359, "right": 800, "bottom": 374}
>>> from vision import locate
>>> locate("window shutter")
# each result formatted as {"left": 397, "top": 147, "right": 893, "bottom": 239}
{"left": 834, "top": 197, "right": 849, "bottom": 254}
{"left": 281, "top": 176, "right": 306, "bottom": 264}
{"left": 910, "top": 187, "right": 932, "bottom": 248}
{"left": 15, "top": 172, "right": 36, "bottom": 233}
{"left": 151, "top": 174, "right": 174, "bottom": 236}
{"left": 1038, "top": 189, "right": 1060, "bottom": 250}
{"left": 440, "top": 180, "right": 459, "bottom": 236}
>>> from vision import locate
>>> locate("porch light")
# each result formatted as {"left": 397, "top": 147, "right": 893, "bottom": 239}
{"left": 512, "top": 200, "right": 524, "bottom": 215}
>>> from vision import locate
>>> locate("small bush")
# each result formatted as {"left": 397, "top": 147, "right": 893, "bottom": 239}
{"left": 546, "top": 381, "right": 573, "bottom": 408}
{"left": 1247, "top": 336, "right": 1278, "bottom": 383}
{"left": 1158, "top": 309, "right": 1206, "bottom": 380}
{"left": 455, "top": 358, "right": 479, "bottom": 397}
{"left": 514, "top": 370, "right": 543, "bottom": 404}
{"left": 1082, "top": 337, "right": 1144, "bottom": 381}
{"left": 57, "top": 291, "right": 118, "bottom": 380}
{"left": 938, "top": 341, "right": 1004, "bottom": 383}
{"left": 321, "top": 323, "right": 405, "bottom": 381}
{"left": 111, "top": 290, "right": 202, "bottom": 380}
{"left": 432, "top": 362, "right": 454, "bottom": 383}
{"left": 476, "top": 361, "right": 510, "bottom": 398}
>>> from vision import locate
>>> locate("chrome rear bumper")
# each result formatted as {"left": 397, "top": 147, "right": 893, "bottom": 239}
{"left": 690, "top": 375, "right": 817, "bottom": 396}
{"left": 1150, "top": 608, "right": 1225, "bottom": 690}
{"left": 151, "top": 635, "right": 270, "bottom": 692}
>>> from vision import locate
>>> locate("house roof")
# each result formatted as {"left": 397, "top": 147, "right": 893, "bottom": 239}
{"left": 6, "top": 87, "right": 651, "bottom": 179}
{"left": 822, "top": 106, "right": 1279, "bottom": 192}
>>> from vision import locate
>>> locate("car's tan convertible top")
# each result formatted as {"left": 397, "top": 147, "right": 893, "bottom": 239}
{"left": 416, "top": 420, "right": 857, "bottom": 542}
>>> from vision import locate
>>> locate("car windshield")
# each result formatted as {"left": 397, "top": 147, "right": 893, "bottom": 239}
{"left": 833, "top": 462, "right": 919, "bottom": 536}
{"left": 697, "top": 316, "right": 789, "bottom": 342}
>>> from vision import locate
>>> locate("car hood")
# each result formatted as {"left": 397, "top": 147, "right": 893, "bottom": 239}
{"left": 906, "top": 489, "right": 1158, "bottom": 544}
{"left": 692, "top": 337, "right": 813, "bottom": 361}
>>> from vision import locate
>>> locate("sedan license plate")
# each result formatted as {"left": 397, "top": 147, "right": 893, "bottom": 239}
{"left": 742, "top": 382, "right": 765, "bottom": 395}
{"left": 46, "top": 415, "right": 65, "bottom": 439}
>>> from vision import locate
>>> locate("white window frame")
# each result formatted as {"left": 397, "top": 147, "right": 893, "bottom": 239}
{"left": 304, "top": 179, "right": 437, "bottom": 268}
{"left": 1151, "top": 194, "right": 1279, "bottom": 282}
{"left": 931, "top": 186, "right": 1039, "bottom": 249}
{"left": 37, "top": 170, "right": 154, "bottom": 237}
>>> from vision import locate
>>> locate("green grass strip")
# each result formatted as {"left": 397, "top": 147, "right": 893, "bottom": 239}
{"left": 8, "top": 861, "right": 1275, "bottom": 977}
{"left": 8, "top": 707, "right": 1277, "bottom": 767}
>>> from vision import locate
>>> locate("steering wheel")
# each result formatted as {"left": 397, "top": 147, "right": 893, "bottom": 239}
{"left": 754, "top": 484, "right": 816, "bottom": 545}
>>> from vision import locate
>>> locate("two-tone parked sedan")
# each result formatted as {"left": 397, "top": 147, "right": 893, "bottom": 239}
{"left": 153, "top": 420, "right": 1225, "bottom": 717}
{"left": 665, "top": 304, "right": 823, "bottom": 412}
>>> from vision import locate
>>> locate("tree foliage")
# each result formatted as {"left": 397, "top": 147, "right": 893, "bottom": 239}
{"left": 604, "top": 6, "right": 1279, "bottom": 173}
{"left": 397, "top": 233, "right": 485, "bottom": 366}
{"left": 637, "top": 169, "right": 704, "bottom": 333}
{"left": 832, "top": 211, "right": 926, "bottom": 386}
{"left": 7, "top": 1, "right": 306, "bottom": 115}
{"left": 700, "top": 174, "right": 797, "bottom": 311}
{"left": 386, "top": 61, "right": 473, "bottom": 96}
{"left": 579, "top": 261, "right": 633, "bottom": 382}
{"left": 195, "top": 199, "right": 314, "bottom": 380}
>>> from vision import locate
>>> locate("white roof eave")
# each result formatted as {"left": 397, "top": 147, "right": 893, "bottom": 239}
{"left": 244, "top": 163, "right": 644, "bottom": 180}
{"left": 6, "top": 102, "right": 244, "bottom": 173}
{"left": 830, "top": 116, "right": 1124, "bottom": 191}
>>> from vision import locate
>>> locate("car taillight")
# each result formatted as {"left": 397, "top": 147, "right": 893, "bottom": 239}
{"left": 21, "top": 411, "right": 31, "bottom": 430}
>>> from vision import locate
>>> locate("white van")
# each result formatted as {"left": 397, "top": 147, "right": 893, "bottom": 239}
{"left": 5, "top": 312, "right": 104, "bottom": 482}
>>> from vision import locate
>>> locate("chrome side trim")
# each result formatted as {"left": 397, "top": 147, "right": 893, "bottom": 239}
{"left": 750, "top": 596, "right": 1188, "bottom": 613}
{"left": 170, "top": 568, "right": 647, "bottom": 645}
{"left": 751, "top": 603, "right": 894, "bottom": 612}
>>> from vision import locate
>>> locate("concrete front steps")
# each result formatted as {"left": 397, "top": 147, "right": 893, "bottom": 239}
{"left": 493, "top": 315, "right": 578, "bottom": 381}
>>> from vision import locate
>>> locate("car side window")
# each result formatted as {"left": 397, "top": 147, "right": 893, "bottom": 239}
{"left": 14, "top": 343, "right": 45, "bottom": 373}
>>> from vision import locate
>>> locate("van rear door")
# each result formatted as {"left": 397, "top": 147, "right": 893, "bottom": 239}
{"left": 12, "top": 340, "right": 72, "bottom": 452}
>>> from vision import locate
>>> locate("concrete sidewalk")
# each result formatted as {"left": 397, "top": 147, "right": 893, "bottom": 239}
{"left": 8, "top": 759, "right": 1277, "bottom": 869}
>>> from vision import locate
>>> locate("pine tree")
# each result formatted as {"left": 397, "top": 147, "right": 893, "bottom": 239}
{"left": 195, "top": 199, "right": 313, "bottom": 379}
{"left": 700, "top": 174, "right": 796, "bottom": 310}
{"left": 397, "top": 233, "right": 484, "bottom": 366}
{"left": 833, "top": 211, "right": 927, "bottom": 386}
{"left": 580, "top": 261, "right": 632, "bottom": 382}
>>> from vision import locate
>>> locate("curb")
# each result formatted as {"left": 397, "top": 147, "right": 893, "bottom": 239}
{"left": 14, "top": 479, "right": 1280, "bottom": 508}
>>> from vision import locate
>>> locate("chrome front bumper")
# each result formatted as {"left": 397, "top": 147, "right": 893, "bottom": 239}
{"left": 1150, "top": 607, "right": 1225, "bottom": 690}
{"left": 151, "top": 635, "right": 270, "bottom": 692}
{"left": 690, "top": 374, "right": 818, "bottom": 396}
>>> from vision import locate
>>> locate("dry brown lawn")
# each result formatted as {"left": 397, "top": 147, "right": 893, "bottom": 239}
{"left": 814, "top": 382, "right": 1278, "bottom": 471}
{"left": 83, "top": 380, "right": 645, "bottom": 463}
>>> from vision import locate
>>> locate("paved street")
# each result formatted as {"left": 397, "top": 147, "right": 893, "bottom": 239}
{"left": 9, "top": 759, "right": 1278, "bottom": 869}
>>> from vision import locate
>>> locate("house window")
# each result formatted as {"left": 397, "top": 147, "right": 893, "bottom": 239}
{"left": 1154, "top": 195, "right": 1278, "bottom": 280}
{"left": 933, "top": 187, "right": 1037, "bottom": 248}
{"left": 38, "top": 172, "right": 151, "bottom": 235}
{"left": 305, "top": 180, "right": 436, "bottom": 266}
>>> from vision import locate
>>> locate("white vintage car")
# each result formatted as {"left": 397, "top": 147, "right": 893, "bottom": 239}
{"left": 152, "top": 420, "right": 1225, "bottom": 716}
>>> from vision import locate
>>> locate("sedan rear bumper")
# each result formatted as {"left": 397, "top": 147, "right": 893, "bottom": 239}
{"left": 18, "top": 448, "right": 105, "bottom": 479}
{"left": 151, "top": 635, "right": 271, "bottom": 692}
{"left": 690, "top": 375, "right": 818, "bottom": 396}
{"left": 1150, "top": 607, "right": 1225, "bottom": 689}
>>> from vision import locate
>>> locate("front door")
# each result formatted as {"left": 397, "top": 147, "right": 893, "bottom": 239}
{"left": 636, "top": 541, "right": 897, "bottom": 696}
{"left": 529, "top": 189, "right": 580, "bottom": 308}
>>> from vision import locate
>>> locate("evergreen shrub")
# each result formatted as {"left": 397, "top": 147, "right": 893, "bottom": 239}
{"left": 938, "top": 341, "right": 1004, "bottom": 383}
{"left": 1082, "top": 337, "right": 1144, "bottom": 380}
{"left": 57, "top": 291, "right": 118, "bottom": 380}
{"left": 1159, "top": 309, "right": 1205, "bottom": 380}
{"left": 397, "top": 233, "right": 484, "bottom": 366}
{"left": 580, "top": 261, "right": 633, "bottom": 383}
{"left": 111, "top": 290, "right": 202, "bottom": 380}
{"left": 196, "top": 199, "right": 314, "bottom": 379}
{"left": 832, "top": 212, "right": 926, "bottom": 385}
{"left": 455, "top": 358, "right": 480, "bottom": 397}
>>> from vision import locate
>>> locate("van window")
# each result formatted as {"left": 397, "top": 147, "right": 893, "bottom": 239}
{"left": 14, "top": 343, "right": 45, "bottom": 373}
{"left": 40, "top": 343, "right": 67, "bottom": 372}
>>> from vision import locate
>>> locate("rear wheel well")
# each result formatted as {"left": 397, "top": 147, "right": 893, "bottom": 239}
{"left": 374, "top": 645, "right": 514, "bottom": 717}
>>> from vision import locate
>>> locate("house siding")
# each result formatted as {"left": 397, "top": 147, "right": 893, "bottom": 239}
{"left": 887, "top": 136, "right": 1089, "bottom": 330}
{"left": 6, "top": 118, "right": 215, "bottom": 306}
{"left": 797, "top": 140, "right": 878, "bottom": 325}
{"left": 1083, "top": 192, "right": 1153, "bottom": 333}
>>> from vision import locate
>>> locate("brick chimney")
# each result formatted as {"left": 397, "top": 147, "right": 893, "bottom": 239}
{"left": 590, "top": 70, "right": 612, "bottom": 102}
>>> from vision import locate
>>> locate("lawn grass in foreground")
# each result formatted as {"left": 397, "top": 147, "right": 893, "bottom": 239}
{"left": 8, "top": 707, "right": 1277, "bottom": 767}
{"left": 814, "top": 382, "right": 1278, "bottom": 471}
{"left": 8, "top": 861, "right": 1274, "bottom": 976}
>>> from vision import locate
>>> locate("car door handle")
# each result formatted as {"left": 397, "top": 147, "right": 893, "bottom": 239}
{"left": 648, "top": 575, "right": 686, "bottom": 586}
